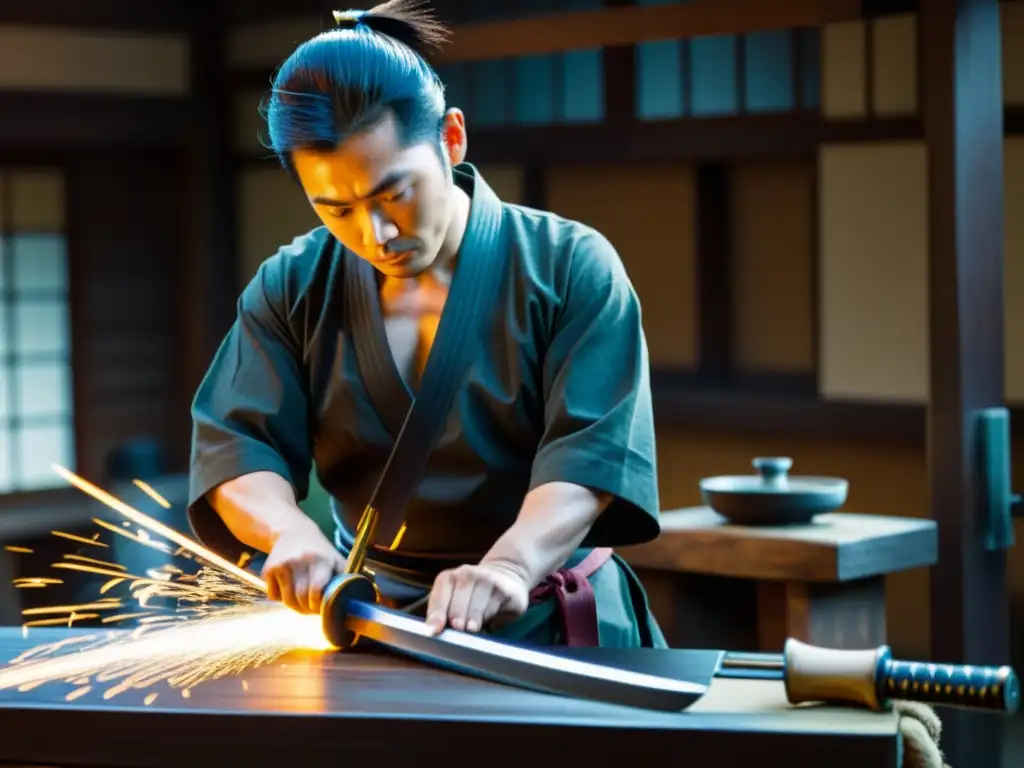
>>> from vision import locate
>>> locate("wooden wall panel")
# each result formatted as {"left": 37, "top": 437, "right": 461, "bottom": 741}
{"left": 475, "top": 165, "right": 525, "bottom": 204}
{"left": 821, "top": 21, "right": 866, "bottom": 119}
{"left": 1004, "top": 138, "right": 1024, "bottom": 401}
{"left": 0, "top": 26, "right": 189, "bottom": 95}
{"left": 817, "top": 142, "right": 928, "bottom": 402}
{"left": 234, "top": 88, "right": 267, "bottom": 156}
{"left": 238, "top": 166, "right": 319, "bottom": 287}
{"left": 730, "top": 160, "right": 815, "bottom": 373}
{"left": 226, "top": 16, "right": 320, "bottom": 70}
{"left": 545, "top": 163, "right": 697, "bottom": 368}
{"left": 67, "top": 155, "right": 187, "bottom": 476}
{"left": 871, "top": 14, "right": 917, "bottom": 117}
{"left": 1003, "top": 1, "right": 1024, "bottom": 106}
{"left": 9, "top": 170, "right": 64, "bottom": 230}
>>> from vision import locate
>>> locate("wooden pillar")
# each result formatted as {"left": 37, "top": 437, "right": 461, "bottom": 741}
{"left": 695, "top": 164, "right": 732, "bottom": 384}
{"left": 182, "top": 2, "right": 239, "bottom": 456}
{"left": 921, "top": 1, "right": 1009, "bottom": 766}
{"left": 602, "top": 0, "right": 635, "bottom": 129}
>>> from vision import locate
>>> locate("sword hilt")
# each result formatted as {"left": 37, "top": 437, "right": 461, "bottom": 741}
{"left": 783, "top": 638, "right": 1020, "bottom": 715}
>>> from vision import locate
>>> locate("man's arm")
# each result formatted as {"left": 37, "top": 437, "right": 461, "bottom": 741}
{"left": 479, "top": 482, "right": 611, "bottom": 588}
{"left": 189, "top": 244, "right": 346, "bottom": 613}
{"left": 188, "top": 250, "right": 316, "bottom": 563}
{"left": 490, "top": 228, "right": 661, "bottom": 579}
{"left": 207, "top": 471, "right": 313, "bottom": 555}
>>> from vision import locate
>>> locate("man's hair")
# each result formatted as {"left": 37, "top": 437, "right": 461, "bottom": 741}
{"left": 262, "top": 1, "right": 451, "bottom": 174}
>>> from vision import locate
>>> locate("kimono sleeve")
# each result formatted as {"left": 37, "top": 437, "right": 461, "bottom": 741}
{"left": 187, "top": 256, "right": 313, "bottom": 560}
{"left": 529, "top": 231, "right": 661, "bottom": 547}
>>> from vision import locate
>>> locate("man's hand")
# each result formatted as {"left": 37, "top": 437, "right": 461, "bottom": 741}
{"left": 425, "top": 561, "right": 531, "bottom": 635}
{"left": 262, "top": 519, "right": 345, "bottom": 615}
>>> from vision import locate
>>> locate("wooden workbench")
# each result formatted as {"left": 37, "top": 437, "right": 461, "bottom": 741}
{"left": 621, "top": 507, "right": 938, "bottom": 652}
{"left": 0, "top": 627, "right": 902, "bottom": 768}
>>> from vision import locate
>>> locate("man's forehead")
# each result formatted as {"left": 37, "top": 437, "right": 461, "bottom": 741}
{"left": 295, "top": 144, "right": 410, "bottom": 202}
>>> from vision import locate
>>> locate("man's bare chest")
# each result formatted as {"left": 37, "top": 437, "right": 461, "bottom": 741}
{"left": 379, "top": 279, "right": 448, "bottom": 385}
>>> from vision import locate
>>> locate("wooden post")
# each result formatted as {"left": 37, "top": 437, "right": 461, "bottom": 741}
{"left": 921, "top": 0, "right": 1010, "bottom": 765}
{"left": 182, "top": 2, "right": 239, "bottom": 457}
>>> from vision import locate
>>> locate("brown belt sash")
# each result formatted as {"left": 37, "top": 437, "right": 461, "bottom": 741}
{"left": 528, "top": 547, "right": 613, "bottom": 647}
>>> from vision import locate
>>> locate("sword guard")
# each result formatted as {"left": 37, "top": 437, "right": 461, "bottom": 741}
{"left": 321, "top": 572, "right": 380, "bottom": 650}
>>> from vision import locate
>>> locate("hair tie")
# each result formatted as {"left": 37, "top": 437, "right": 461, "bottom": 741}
{"left": 332, "top": 9, "right": 370, "bottom": 30}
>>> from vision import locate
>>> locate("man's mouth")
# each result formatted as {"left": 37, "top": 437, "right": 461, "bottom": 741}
{"left": 379, "top": 241, "right": 420, "bottom": 263}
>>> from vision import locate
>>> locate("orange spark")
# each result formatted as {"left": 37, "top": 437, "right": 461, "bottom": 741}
{"left": 132, "top": 479, "right": 172, "bottom": 509}
{"left": 51, "top": 465, "right": 266, "bottom": 593}
{"left": 51, "top": 531, "right": 107, "bottom": 548}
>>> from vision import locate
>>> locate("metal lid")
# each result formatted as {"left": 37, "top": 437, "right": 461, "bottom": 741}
{"left": 699, "top": 457, "right": 848, "bottom": 496}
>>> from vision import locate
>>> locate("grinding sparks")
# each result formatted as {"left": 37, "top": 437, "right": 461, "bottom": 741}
{"left": 0, "top": 601, "right": 330, "bottom": 699}
{"left": 0, "top": 469, "right": 333, "bottom": 702}
{"left": 50, "top": 465, "right": 265, "bottom": 593}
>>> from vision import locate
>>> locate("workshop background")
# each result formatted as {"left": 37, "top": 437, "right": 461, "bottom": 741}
{"left": 0, "top": 0, "right": 1021, "bottom": 758}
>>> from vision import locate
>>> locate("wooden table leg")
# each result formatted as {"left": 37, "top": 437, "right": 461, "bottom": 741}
{"left": 756, "top": 577, "right": 887, "bottom": 651}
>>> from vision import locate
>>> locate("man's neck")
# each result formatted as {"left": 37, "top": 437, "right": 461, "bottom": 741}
{"left": 431, "top": 184, "right": 471, "bottom": 281}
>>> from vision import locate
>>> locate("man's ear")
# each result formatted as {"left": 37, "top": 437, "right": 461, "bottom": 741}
{"left": 441, "top": 108, "right": 467, "bottom": 166}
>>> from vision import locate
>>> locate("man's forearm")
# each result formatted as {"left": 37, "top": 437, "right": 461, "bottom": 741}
{"left": 207, "top": 471, "right": 313, "bottom": 554}
{"left": 479, "top": 481, "right": 610, "bottom": 588}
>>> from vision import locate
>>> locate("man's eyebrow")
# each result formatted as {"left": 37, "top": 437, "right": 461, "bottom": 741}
{"left": 310, "top": 171, "right": 409, "bottom": 206}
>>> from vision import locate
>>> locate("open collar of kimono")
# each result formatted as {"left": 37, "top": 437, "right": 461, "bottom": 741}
{"left": 342, "top": 163, "right": 508, "bottom": 439}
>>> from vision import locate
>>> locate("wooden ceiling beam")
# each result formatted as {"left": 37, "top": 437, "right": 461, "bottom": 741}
{"left": 435, "top": 0, "right": 863, "bottom": 63}
{"left": 0, "top": 0, "right": 192, "bottom": 32}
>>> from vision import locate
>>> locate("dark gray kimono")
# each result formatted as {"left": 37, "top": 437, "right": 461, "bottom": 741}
{"left": 188, "top": 163, "right": 666, "bottom": 648}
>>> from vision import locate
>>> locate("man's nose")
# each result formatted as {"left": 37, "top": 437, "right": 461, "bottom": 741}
{"left": 360, "top": 206, "right": 399, "bottom": 247}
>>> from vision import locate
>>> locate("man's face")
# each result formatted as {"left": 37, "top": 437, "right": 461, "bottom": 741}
{"left": 293, "top": 109, "right": 467, "bottom": 278}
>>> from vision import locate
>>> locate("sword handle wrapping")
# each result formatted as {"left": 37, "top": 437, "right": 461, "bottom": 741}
{"left": 881, "top": 658, "right": 1020, "bottom": 715}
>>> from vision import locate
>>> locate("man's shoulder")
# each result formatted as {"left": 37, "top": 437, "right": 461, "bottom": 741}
{"left": 500, "top": 203, "right": 627, "bottom": 286}
{"left": 258, "top": 226, "right": 333, "bottom": 284}
{"left": 246, "top": 226, "right": 335, "bottom": 307}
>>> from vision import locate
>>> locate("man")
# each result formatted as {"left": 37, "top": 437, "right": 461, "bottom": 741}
{"left": 188, "top": 0, "right": 667, "bottom": 648}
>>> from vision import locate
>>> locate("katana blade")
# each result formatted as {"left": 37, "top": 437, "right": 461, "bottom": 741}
{"left": 342, "top": 598, "right": 706, "bottom": 712}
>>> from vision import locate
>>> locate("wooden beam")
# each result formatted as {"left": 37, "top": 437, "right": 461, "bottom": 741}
{"left": 434, "top": 1, "right": 862, "bottom": 63}
{"left": 649, "top": 372, "right": 921, "bottom": 443}
{"left": 921, "top": 1, "right": 1010, "bottom": 767}
{"left": 181, "top": 4, "right": 239, "bottom": 447}
{"left": 695, "top": 164, "right": 733, "bottom": 382}
{"left": 235, "top": 114, "right": 923, "bottom": 167}
{"left": 0, "top": 0, "right": 191, "bottom": 31}
{"left": 454, "top": 115, "right": 922, "bottom": 163}
{"left": 0, "top": 92, "right": 193, "bottom": 149}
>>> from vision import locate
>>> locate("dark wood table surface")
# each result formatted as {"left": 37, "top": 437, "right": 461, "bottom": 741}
{"left": 0, "top": 627, "right": 902, "bottom": 768}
